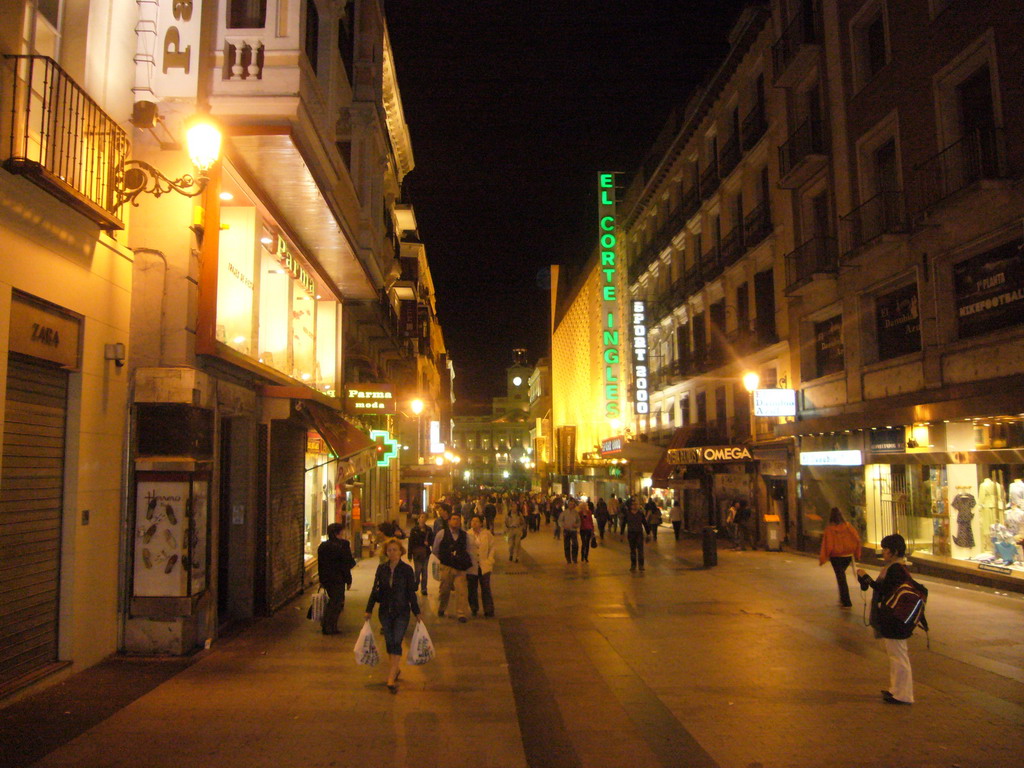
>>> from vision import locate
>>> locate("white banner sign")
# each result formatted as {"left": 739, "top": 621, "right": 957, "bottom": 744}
{"left": 800, "top": 450, "right": 863, "bottom": 466}
{"left": 753, "top": 388, "right": 796, "bottom": 417}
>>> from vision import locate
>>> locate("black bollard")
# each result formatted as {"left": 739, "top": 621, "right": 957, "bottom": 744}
{"left": 702, "top": 526, "right": 718, "bottom": 567}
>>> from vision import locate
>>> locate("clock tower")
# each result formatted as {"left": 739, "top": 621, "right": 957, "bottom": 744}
{"left": 506, "top": 348, "right": 531, "bottom": 402}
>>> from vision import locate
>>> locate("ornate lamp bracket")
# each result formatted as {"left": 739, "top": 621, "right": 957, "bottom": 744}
{"left": 114, "top": 160, "right": 208, "bottom": 212}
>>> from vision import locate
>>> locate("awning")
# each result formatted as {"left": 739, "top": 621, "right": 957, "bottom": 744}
{"left": 299, "top": 400, "right": 374, "bottom": 460}
{"left": 650, "top": 426, "right": 702, "bottom": 489}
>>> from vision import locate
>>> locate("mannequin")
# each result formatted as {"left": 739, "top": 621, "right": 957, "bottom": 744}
{"left": 1008, "top": 478, "right": 1024, "bottom": 511}
{"left": 978, "top": 477, "right": 1004, "bottom": 513}
{"left": 1005, "top": 478, "right": 1024, "bottom": 536}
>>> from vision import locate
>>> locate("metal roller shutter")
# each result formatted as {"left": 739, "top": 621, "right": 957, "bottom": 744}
{"left": 0, "top": 354, "right": 68, "bottom": 689}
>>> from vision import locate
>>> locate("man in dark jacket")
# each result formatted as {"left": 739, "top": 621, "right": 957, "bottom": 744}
{"left": 317, "top": 523, "right": 356, "bottom": 635}
{"left": 432, "top": 512, "right": 470, "bottom": 622}
{"left": 625, "top": 500, "right": 647, "bottom": 572}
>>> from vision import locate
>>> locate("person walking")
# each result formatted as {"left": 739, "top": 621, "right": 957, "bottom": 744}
{"left": 734, "top": 500, "right": 752, "bottom": 550}
{"left": 819, "top": 507, "right": 862, "bottom": 607}
{"left": 725, "top": 501, "right": 741, "bottom": 550}
{"left": 433, "top": 512, "right": 471, "bottom": 622}
{"left": 365, "top": 538, "right": 422, "bottom": 693}
{"left": 407, "top": 513, "right": 433, "bottom": 596}
{"left": 579, "top": 501, "right": 595, "bottom": 563}
{"left": 856, "top": 534, "right": 924, "bottom": 705}
{"left": 316, "top": 523, "right": 356, "bottom": 635}
{"left": 432, "top": 503, "right": 451, "bottom": 537}
{"left": 483, "top": 497, "right": 497, "bottom": 532}
{"left": 625, "top": 499, "right": 646, "bottom": 572}
{"left": 505, "top": 503, "right": 525, "bottom": 562}
{"left": 669, "top": 498, "right": 683, "bottom": 541}
{"left": 551, "top": 496, "right": 563, "bottom": 539}
{"left": 559, "top": 500, "right": 581, "bottom": 564}
{"left": 466, "top": 515, "right": 496, "bottom": 617}
{"left": 616, "top": 495, "right": 628, "bottom": 539}
{"left": 595, "top": 497, "right": 610, "bottom": 541}
{"left": 645, "top": 497, "right": 661, "bottom": 541}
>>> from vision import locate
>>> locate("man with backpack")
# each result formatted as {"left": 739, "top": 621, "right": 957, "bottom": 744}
{"left": 856, "top": 533, "right": 928, "bottom": 705}
{"left": 433, "top": 512, "right": 471, "bottom": 622}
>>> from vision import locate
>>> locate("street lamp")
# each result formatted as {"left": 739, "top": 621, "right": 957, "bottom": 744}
{"left": 410, "top": 398, "right": 424, "bottom": 415}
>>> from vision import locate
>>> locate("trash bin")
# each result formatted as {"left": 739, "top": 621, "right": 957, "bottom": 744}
{"left": 763, "top": 514, "right": 782, "bottom": 551}
{"left": 701, "top": 526, "right": 718, "bottom": 567}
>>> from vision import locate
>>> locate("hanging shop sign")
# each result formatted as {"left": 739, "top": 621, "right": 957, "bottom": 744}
{"left": 600, "top": 436, "right": 624, "bottom": 455}
{"left": 556, "top": 425, "right": 578, "bottom": 475}
{"left": 667, "top": 445, "right": 753, "bottom": 465}
{"left": 344, "top": 384, "right": 396, "bottom": 414}
{"left": 876, "top": 283, "right": 921, "bottom": 360}
{"left": 632, "top": 300, "right": 649, "bottom": 414}
{"left": 869, "top": 427, "right": 906, "bottom": 454}
{"left": 598, "top": 172, "right": 621, "bottom": 419}
{"left": 429, "top": 421, "right": 445, "bottom": 454}
{"left": 954, "top": 240, "right": 1024, "bottom": 340}
{"left": 753, "top": 388, "right": 796, "bottom": 417}
{"left": 800, "top": 450, "right": 863, "bottom": 466}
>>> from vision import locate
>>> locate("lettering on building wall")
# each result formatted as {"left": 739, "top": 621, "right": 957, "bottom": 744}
{"left": 277, "top": 235, "right": 316, "bottom": 296}
{"left": 30, "top": 323, "right": 60, "bottom": 347}
{"left": 632, "top": 300, "right": 648, "bottom": 414}
{"left": 667, "top": 445, "right": 753, "bottom": 464}
{"left": 598, "top": 172, "right": 620, "bottom": 419}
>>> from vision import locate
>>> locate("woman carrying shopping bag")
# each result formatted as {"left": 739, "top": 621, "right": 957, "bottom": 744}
{"left": 365, "top": 539, "right": 422, "bottom": 693}
{"left": 819, "top": 507, "right": 862, "bottom": 607}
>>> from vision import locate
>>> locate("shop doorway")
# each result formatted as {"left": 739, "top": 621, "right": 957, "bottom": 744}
{"left": 217, "top": 418, "right": 232, "bottom": 623}
{"left": 766, "top": 478, "right": 789, "bottom": 543}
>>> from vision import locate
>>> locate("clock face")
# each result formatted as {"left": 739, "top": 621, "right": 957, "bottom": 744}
{"left": 512, "top": 376, "right": 522, "bottom": 387}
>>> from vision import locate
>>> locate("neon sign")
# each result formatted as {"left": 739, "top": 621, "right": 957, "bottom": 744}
{"left": 370, "top": 429, "right": 400, "bottom": 467}
{"left": 599, "top": 172, "right": 620, "bottom": 419}
{"left": 631, "top": 300, "right": 648, "bottom": 414}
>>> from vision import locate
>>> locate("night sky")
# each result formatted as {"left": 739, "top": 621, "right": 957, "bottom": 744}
{"left": 385, "top": 0, "right": 752, "bottom": 409}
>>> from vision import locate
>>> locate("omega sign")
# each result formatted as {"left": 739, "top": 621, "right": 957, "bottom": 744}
{"left": 667, "top": 445, "right": 753, "bottom": 464}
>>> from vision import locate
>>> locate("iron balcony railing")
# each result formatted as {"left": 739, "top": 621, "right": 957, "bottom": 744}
{"left": 699, "top": 159, "right": 719, "bottom": 201}
{"left": 720, "top": 225, "right": 744, "bottom": 267}
{"left": 2, "top": 55, "right": 128, "bottom": 228}
{"left": 741, "top": 105, "right": 767, "bottom": 151}
{"left": 772, "top": 5, "right": 820, "bottom": 79}
{"left": 719, "top": 133, "right": 741, "bottom": 179}
{"left": 679, "top": 184, "right": 701, "bottom": 221}
{"left": 779, "top": 117, "right": 827, "bottom": 178}
{"left": 840, "top": 190, "right": 908, "bottom": 258}
{"left": 701, "top": 246, "right": 724, "bottom": 282}
{"left": 785, "top": 235, "right": 838, "bottom": 293}
{"left": 743, "top": 200, "right": 772, "bottom": 248}
{"left": 913, "top": 126, "right": 1008, "bottom": 212}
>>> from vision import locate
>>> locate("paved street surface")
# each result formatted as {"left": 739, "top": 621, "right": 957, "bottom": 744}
{"left": 2, "top": 523, "right": 1022, "bottom": 768}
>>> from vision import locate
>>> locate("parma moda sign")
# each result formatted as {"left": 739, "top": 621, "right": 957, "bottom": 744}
{"left": 598, "top": 172, "right": 621, "bottom": 419}
{"left": 344, "top": 384, "right": 396, "bottom": 414}
{"left": 667, "top": 445, "right": 753, "bottom": 465}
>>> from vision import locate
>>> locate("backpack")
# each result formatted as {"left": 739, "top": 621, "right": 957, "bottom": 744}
{"left": 878, "top": 569, "right": 929, "bottom": 640}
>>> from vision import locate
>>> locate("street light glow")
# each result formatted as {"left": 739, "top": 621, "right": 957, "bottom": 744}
{"left": 410, "top": 398, "right": 425, "bottom": 415}
{"left": 743, "top": 371, "right": 760, "bottom": 393}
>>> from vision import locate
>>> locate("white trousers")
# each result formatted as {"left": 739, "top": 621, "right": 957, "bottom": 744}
{"left": 882, "top": 638, "right": 914, "bottom": 703}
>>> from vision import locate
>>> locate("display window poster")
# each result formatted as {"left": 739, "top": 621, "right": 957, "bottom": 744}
{"left": 813, "top": 315, "right": 844, "bottom": 377}
{"left": 133, "top": 474, "right": 209, "bottom": 597}
{"left": 954, "top": 240, "right": 1024, "bottom": 339}
{"left": 876, "top": 282, "right": 921, "bottom": 360}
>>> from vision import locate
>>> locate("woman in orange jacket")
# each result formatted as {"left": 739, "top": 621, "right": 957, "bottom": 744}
{"left": 819, "top": 507, "right": 862, "bottom": 607}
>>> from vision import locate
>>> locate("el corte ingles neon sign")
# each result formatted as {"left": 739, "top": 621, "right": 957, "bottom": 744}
{"left": 599, "top": 172, "right": 620, "bottom": 419}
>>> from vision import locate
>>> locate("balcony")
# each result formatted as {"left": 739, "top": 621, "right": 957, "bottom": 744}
{"left": 840, "top": 190, "right": 908, "bottom": 260}
{"left": 784, "top": 236, "right": 838, "bottom": 295}
{"left": 1, "top": 55, "right": 128, "bottom": 229}
{"left": 684, "top": 264, "right": 703, "bottom": 297}
{"left": 699, "top": 160, "right": 719, "bottom": 201}
{"left": 778, "top": 118, "right": 828, "bottom": 188}
{"left": 743, "top": 201, "right": 772, "bottom": 249}
{"left": 772, "top": 7, "right": 821, "bottom": 88}
{"left": 741, "top": 105, "right": 767, "bottom": 151}
{"left": 679, "top": 185, "right": 701, "bottom": 222}
{"left": 720, "top": 225, "right": 744, "bottom": 268}
{"left": 701, "top": 246, "right": 724, "bottom": 283}
{"left": 912, "top": 127, "right": 1008, "bottom": 214}
{"left": 719, "top": 134, "right": 741, "bottom": 179}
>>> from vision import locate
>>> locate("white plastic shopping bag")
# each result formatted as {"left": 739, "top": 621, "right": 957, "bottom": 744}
{"left": 405, "top": 620, "right": 435, "bottom": 665}
{"left": 353, "top": 620, "right": 380, "bottom": 666}
{"left": 307, "top": 589, "right": 326, "bottom": 622}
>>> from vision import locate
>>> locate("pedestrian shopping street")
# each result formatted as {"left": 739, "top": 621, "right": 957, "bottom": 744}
{"left": 3, "top": 524, "right": 1022, "bottom": 768}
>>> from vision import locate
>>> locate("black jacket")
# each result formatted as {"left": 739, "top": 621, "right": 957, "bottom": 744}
{"left": 857, "top": 562, "right": 927, "bottom": 639}
{"left": 408, "top": 524, "right": 432, "bottom": 559}
{"left": 365, "top": 560, "right": 420, "bottom": 618}
{"left": 317, "top": 537, "right": 355, "bottom": 587}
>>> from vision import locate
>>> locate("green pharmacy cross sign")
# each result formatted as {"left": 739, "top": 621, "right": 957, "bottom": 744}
{"left": 370, "top": 429, "right": 399, "bottom": 467}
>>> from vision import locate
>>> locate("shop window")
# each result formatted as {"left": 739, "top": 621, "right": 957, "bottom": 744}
{"left": 217, "top": 206, "right": 256, "bottom": 355}
{"left": 258, "top": 247, "right": 291, "bottom": 374}
{"left": 813, "top": 314, "right": 844, "bottom": 378}
{"left": 875, "top": 282, "right": 921, "bottom": 360}
{"left": 315, "top": 300, "right": 337, "bottom": 396}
